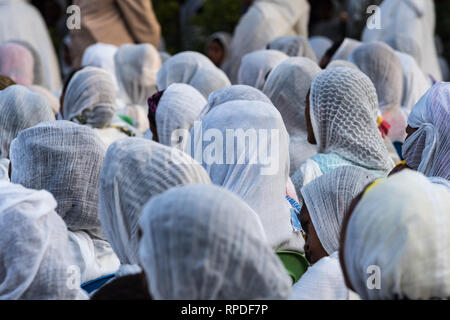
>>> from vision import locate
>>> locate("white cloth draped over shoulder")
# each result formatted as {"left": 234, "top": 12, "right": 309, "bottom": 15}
{"left": 0, "top": 180, "right": 88, "bottom": 300}
{"left": 290, "top": 252, "right": 360, "bottom": 300}
{"left": 291, "top": 67, "right": 394, "bottom": 194}
{"left": 138, "top": 184, "right": 292, "bottom": 300}
{"left": 222, "top": 0, "right": 310, "bottom": 84}
{"left": 0, "top": 0, "right": 62, "bottom": 92}
{"left": 189, "top": 99, "right": 305, "bottom": 253}
{"left": 10, "top": 121, "right": 120, "bottom": 284}
{"left": 362, "top": 0, "right": 442, "bottom": 81}
{"left": 343, "top": 170, "right": 450, "bottom": 299}
{"left": 403, "top": 82, "right": 450, "bottom": 180}
{"left": 263, "top": 57, "right": 321, "bottom": 175}
{"left": 157, "top": 51, "right": 231, "bottom": 100}
{"left": 98, "top": 138, "right": 211, "bottom": 267}
{"left": 238, "top": 50, "right": 288, "bottom": 90}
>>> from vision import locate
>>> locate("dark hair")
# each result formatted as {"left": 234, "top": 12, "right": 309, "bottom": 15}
{"left": 319, "top": 39, "right": 344, "bottom": 68}
{"left": 0, "top": 75, "right": 16, "bottom": 91}
{"left": 90, "top": 272, "right": 152, "bottom": 300}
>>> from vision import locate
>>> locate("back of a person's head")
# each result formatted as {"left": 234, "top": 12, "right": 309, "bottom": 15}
{"left": 0, "top": 85, "right": 54, "bottom": 158}
{"left": 90, "top": 273, "right": 152, "bottom": 300}
{"left": 10, "top": 121, "right": 106, "bottom": 233}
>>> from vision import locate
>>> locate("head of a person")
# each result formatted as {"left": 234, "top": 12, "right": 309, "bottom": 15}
{"left": 385, "top": 34, "right": 422, "bottom": 68}
{"left": 157, "top": 51, "right": 231, "bottom": 99}
{"left": 138, "top": 184, "right": 292, "bottom": 299}
{"left": 402, "top": 82, "right": 450, "bottom": 180}
{"left": 267, "top": 36, "right": 317, "bottom": 62}
{"left": 62, "top": 66, "right": 117, "bottom": 128}
{"left": 349, "top": 41, "right": 403, "bottom": 112}
{"left": 263, "top": 57, "right": 321, "bottom": 135}
{"left": 205, "top": 33, "right": 231, "bottom": 67}
{"left": 339, "top": 170, "right": 450, "bottom": 299}
{"left": 90, "top": 272, "right": 151, "bottom": 300}
{"left": 189, "top": 99, "right": 299, "bottom": 251}
{"left": 10, "top": 121, "right": 106, "bottom": 234}
{"left": 26, "top": 84, "right": 60, "bottom": 116}
{"left": 98, "top": 138, "right": 211, "bottom": 265}
{"left": 0, "top": 43, "right": 34, "bottom": 86}
{"left": 81, "top": 42, "right": 118, "bottom": 87}
{"left": 198, "top": 84, "right": 272, "bottom": 120}
{"left": 304, "top": 67, "right": 393, "bottom": 172}
{"left": 0, "top": 181, "right": 87, "bottom": 300}
{"left": 0, "top": 85, "right": 55, "bottom": 159}
{"left": 238, "top": 50, "right": 289, "bottom": 90}
{"left": 115, "top": 43, "right": 161, "bottom": 106}
{"left": 299, "top": 166, "right": 378, "bottom": 264}
{"left": 147, "top": 83, "right": 206, "bottom": 148}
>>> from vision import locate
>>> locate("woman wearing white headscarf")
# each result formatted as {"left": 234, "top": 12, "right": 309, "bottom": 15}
{"left": 0, "top": 42, "right": 34, "bottom": 86}
{"left": 61, "top": 66, "right": 132, "bottom": 147}
{"left": 349, "top": 42, "right": 407, "bottom": 143}
{"left": 82, "top": 43, "right": 119, "bottom": 91}
{"left": 138, "top": 184, "right": 292, "bottom": 300}
{"left": 205, "top": 32, "right": 232, "bottom": 68}
{"left": 223, "top": 0, "right": 310, "bottom": 84}
{"left": 0, "top": 0, "right": 62, "bottom": 92}
{"left": 267, "top": 35, "right": 317, "bottom": 62}
{"left": 197, "top": 84, "right": 272, "bottom": 120}
{"left": 189, "top": 99, "right": 304, "bottom": 253}
{"left": 291, "top": 67, "right": 394, "bottom": 194}
{"left": 157, "top": 51, "right": 231, "bottom": 100}
{"left": 362, "top": 0, "right": 442, "bottom": 82}
{"left": 99, "top": 138, "right": 211, "bottom": 275}
{"left": 0, "top": 85, "right": 55, "bottom": 181}
{"left": 309, "top": 36, "right": 332, "bottom": 62}
{"left": 262, "top": 57, "right": 321, "bottom": 175}
{"left": 238, "top": 50, "right": 289, "bottom": 90}
{"left": 114, "top": 43, "right": 162, "bottom": 133}
{"left": 290, "top": 166, "right": 377, "bottom": 300}
{"left": 10, "top": 121, "right": 120, "bottom": 285}
{"left": 395, "top": 51, "right": 432, "bottom": 115}
{"left": 146, "top": 83, "right": 206, "bottom": 149}
{"left": 330, "top": 38, "right": 361, "bottom": 62}
{"left": 402, "top": 82, "right": 449, "bottom": 181}
{"left": 341, "top": 170, "right": 450, "bottom": 299}
{"left": 0, "top": 180, "right": 88, "bottom": 300}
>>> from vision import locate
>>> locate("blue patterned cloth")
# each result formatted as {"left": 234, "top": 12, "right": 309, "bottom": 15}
{"left": 311, "top": 153, "right": 357, "bottom": 175}
{"left": 286, "top": 195, "right": 302, "bottom": 232}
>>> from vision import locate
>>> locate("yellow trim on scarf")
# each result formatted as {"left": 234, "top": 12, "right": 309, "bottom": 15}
{"left": 363, "top": 178, "right": 385, "bottom": 197}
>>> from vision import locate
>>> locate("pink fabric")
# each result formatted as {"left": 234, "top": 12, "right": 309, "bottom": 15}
{"left": 0, "top": 43, "right": 34, "bottom": 86}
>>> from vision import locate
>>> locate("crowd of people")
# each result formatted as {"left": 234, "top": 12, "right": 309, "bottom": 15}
{"left": 0, "top": 0, "right": 449, "bottom": 300}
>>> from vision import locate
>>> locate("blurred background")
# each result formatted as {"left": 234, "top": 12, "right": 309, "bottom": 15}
{"left": 32, "top": 0, "right": 450, "bottom": 71}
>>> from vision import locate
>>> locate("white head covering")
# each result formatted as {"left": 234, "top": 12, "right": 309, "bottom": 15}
{"left": 301, "top": 166, "right": 378, "bottom": 255}
{"left": 403, "top": 82, "right": 449, "bottom": 180}
{"left": 155, "top": 83, "right": 206, "bottom": 148}
{"left": 138, "top": 184, "right": 292, "bottom": 300}
{"left": 99, "top": 138, "right": 211, "bottom": 265}
{"left": 331, "top": 38, "right": 361, "bottom": 61}
{"left": 62, "top": 66, "right": 117, "bottom": 128}
{"left": 0, "top": 85, "right": 54, "bottom": 158}
{"left": 197, "top": 84, "right": 272, "bottom": 120}
{"left": 206, "top": 32, "right": 232, "bottom": 67}
{"left": 0, "top": 180, "right": 88, "bottom": 300}
{"left": 349, "top": 41, "right": 407, "bottom": 142}
{"left": 190, "top": 99, "right": 304, "bottom": 252}
{"left": 81, "top": 42, "right": 119, "bottom": 90}
{"left": 10, "top": 121, "right": 106, "bottom": 235}
{"left": 262, "top": 57, "right": 321, "bottom": 175}
{"left": 115, "top": 43, "right": 161, "bottom": 106}
{"left": 157, "top": 51, "right": 231, "bottom": 99}
{"left": 309, "top": 67, "right": 394, "bottom": 173}
{"left": 395, "top": 51, "right": 431, "bottom": 114}
{"left": 267, "top": 35, "right": 317, "bottom": 61}
{"left": 238, "top": 49, "right": 288, "bottom": 90}
{"left": 309, "top": 36, "right": 332, "bottom": 62}
{"left": 343, "top": 170, "right": 450, "bottom": 299}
